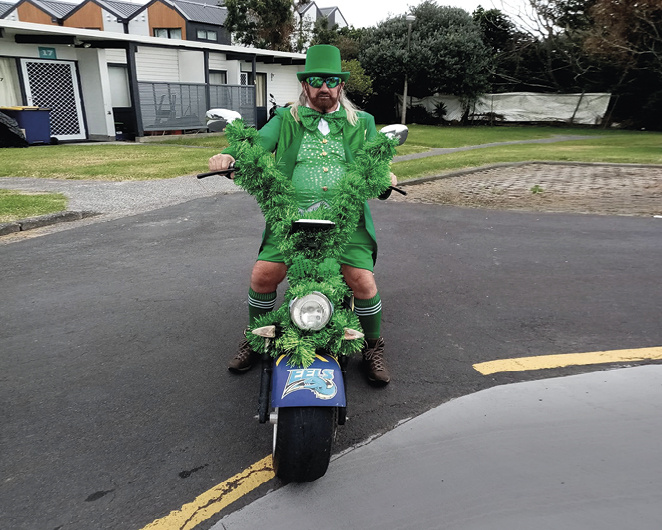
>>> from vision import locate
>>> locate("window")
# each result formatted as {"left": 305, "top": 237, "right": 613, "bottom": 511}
{"left": 108, "top": 65, "right": 130, "bottom": 107}
{"left": 0, "top": 58, "right": 22, "bottom": 107}
{"left": 197, "top": 29, "right": 217, "bottom": 41}
{"left": 240, "top": 73, "right": 250, "bottom": 105}
{"left": 209, "top": 70, "right": 227, "bottom": 85}
{"left": 255, "top": 72, "right": 266, "bottom": 107}
{"left": 154, "top": 28, "right": 182, "bottom": 39}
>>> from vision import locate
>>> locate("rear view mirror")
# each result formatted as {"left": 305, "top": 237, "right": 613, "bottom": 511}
{"left": 379, "top": 124, "right": 408, "bottom": 146}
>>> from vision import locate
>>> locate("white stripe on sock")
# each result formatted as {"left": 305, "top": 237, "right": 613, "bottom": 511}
{"left": 248, "top": 297, "right": 276, "bottom": 310}
{"left": 354, "top": 300, "right": 382, "bottom": 316}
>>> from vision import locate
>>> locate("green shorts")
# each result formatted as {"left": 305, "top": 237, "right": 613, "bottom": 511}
{"left": 257, "top": 221, "right": 376, "bottom": 272}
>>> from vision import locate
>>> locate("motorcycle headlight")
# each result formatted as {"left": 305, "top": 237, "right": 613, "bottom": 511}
{"left": 290, "top": 292, "right": 333, "bottom": 331}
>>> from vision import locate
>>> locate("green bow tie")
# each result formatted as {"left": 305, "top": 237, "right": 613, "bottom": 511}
{"left": 299, "top": 106, "right": 347, "bottom": 134}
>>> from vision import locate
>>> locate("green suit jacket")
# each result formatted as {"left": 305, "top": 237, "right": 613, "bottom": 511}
{"left": 227, "top": 106, "right": 380, "bottom": 264}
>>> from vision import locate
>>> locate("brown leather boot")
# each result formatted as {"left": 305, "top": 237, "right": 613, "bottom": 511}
{"left": 228, "top": 336, "right": 259, "bottom": 373}
{"left": 362, "top": 337, "right": 390, "bottom": 386}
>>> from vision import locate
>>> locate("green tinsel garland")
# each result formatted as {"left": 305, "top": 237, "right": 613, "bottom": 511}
{"left": 226, "top": 119, "right": 396, "bottom": 367}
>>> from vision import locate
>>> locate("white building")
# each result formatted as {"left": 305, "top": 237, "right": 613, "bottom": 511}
{"left": 0, "top": 19, "right": 306, "bottom": 142}
{"left": 297, "top": 2, "right": 347, "bottom": 30}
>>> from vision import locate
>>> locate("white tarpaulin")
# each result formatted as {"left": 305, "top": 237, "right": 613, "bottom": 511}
{"left": 400, "top": 92, "right": 612, "bottom": 125}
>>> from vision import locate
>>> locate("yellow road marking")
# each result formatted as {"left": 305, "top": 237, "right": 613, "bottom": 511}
{"left": 140, "top": 455, "right": 274, "bottom": 530}
{"left": 473, "top": 346, "right": 662, "bottom": 375}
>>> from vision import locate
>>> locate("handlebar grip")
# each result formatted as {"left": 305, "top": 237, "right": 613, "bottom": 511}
{"left": 197, "top": 163, "right": 235, "bottom": 179}
{"left": 380, "top": 186, "right": 407, "bottom": 200}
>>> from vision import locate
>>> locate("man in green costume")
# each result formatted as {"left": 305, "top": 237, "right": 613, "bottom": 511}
{"left": 209, "top": 45, "right": 395, "bottom": 385}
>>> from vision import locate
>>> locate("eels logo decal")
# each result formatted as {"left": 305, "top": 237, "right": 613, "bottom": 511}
{"left": 282, "top": 368, "right": 337, "bottom": 400}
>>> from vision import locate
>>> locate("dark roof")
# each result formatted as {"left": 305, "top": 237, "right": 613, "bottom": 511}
{"left": 169, "top": 0, "right": 227, "bottom": 25}
{"left": 188, "top": 0, "right": 224, "bottom": 5}
{"left": 6, "top": 0, "right": 229, "bottom": 25}
{"left": 98, "top": 0, "right": 143, "bottom": 18}
{"left": 31, "top": 0, "right": 78, "bottom": 18}
{"left": 0, "top": 0, "right": 16, "bottom": 17}
{"left": 297, "top": 1, "right": 319, "bottom": 16}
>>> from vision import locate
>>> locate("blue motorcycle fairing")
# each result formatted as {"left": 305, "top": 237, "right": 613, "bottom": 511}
{"left": 271, "top": 353, "right": 346, "bottom": 408}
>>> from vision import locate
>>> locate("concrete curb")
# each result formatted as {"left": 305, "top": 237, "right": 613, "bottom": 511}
{"left": 397, "top": 160, "right": 662, "bottom": 187}
{"left": 0, "top": 211, "right": 99, "bottom": 236}
{"left": 0, "top": 222, "right": 21, "bottom": 236}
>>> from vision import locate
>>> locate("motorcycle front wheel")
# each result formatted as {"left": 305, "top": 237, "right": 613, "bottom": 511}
{"left": 273, "top": 407, "right": 337, "bottom": 482}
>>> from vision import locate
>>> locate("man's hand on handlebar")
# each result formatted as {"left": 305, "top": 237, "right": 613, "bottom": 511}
{"left": 379, "top": 172, "right": 406, "bottom": 199}
{"left": 208, "top": 153, "right": 236, "bottom": 179}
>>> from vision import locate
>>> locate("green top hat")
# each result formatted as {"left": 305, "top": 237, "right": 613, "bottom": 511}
{"left": 297, "top": 45, "right": 350, "bottom": 82}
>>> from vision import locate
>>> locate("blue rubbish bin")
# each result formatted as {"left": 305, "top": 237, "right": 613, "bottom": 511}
{"left": 0, "top": 107, "right": 51, "bottom": 145}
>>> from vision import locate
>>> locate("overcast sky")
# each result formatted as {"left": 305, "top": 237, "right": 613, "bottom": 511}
{"left": 328, "top": 0, "right": 531, "bottom": 28}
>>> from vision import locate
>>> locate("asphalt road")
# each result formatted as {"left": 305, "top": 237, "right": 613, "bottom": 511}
{"left": 1, "top": 193, "right": 661, "bottom": 529}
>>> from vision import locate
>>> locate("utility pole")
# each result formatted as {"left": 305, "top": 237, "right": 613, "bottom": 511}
{"left": 401, "top": 14, "right": 415, "bottom": 125}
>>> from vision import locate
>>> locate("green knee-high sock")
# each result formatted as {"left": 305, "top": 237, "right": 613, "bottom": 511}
{"left": 354, "top": 293, "right": 382, "bottom": 343}
{"left": 248, "top": 288, "right": 277, "bottom": 326}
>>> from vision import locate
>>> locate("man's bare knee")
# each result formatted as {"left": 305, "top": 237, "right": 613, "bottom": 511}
{"left": 251, "top": 261, "right": 287, "bottom": 293}
{"left": 341, "top": 265, "right": 377, "bottom": 299}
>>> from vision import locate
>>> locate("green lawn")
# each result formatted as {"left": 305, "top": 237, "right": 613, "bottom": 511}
{"left": 392, "top": 130, "right": 662, "bottom": 180}
{"left": 401, "top": 124, "right": 609, "bottom": 149}
{"left": 0, "top": 189, "right": 67, "bottom": 223}
{"left": 393, "top": 124, "right": 616, "bottom": 156}
{"left": 0, "top": 140, "right": 228, "bottom": 181}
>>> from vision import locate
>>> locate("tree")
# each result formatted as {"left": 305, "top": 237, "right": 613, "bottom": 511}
{"left": 311, "top": 16, "right": 338, "bottom": 46}
{"left": 293, "top": 8, "right": 314, "bottom": 53}
{"left": 473, "top": 6, "right": 517, "bottom": 54}
{"left": 225, "top": 0, "right": 311, "bottom": 51}
{"left": 479, "top": 0, "right": 662, "bottom": 128}
{"left": 342, "top": 59, "right": 373, "bottom": 108}
{"left": 489, "top": 0, "right": 624, "bottom": 94}
{"left": 518, "top": 0, "right": 601, "bottom": 91}
{"left": 529, "top": 0, "right": 597, "bottom": 30}
{"left": 311, "top": 23, "right": 369, "bottom": 61}
{"left": 585, "top": 0, "right": 662, "bottom": 76}
{"left": 584, "top": 0, "right": 662, "bottom": 129}
{"left": 359, "top": 2, "right": 491, "bottom": 103}
{"left": 472, "top": 7, "right": 538, "bottom": 92}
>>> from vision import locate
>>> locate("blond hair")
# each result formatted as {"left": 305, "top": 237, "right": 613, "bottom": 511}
{"left": 290, "top": 86, "right": 360, "bottom": 126}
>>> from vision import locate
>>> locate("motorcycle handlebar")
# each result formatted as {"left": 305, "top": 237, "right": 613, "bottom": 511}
{"left": 196, "top": 163, "right": 235, "bottom": 179}
{"left": 196, "top": 166, "right": 406, "bottom": 195}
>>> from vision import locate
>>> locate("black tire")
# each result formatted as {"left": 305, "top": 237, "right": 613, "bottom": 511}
{"left": 273, "top": 407, "right": 337, "bottom": 482}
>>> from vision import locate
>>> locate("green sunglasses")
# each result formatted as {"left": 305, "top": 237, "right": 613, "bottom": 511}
{"left": 305, "top": 76, "right": 342, "bottom": 89}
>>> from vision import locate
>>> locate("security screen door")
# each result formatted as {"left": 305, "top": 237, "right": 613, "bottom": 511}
{"left": 20, "top": 59, "right": 87, "bottom": 141}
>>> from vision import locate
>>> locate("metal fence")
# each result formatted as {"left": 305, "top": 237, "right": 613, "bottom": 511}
{"left": 209, "top": 84, "right": 256, "bottom": 126}
{"left": 138, "top": 82, "right": 256, "bottom": 132}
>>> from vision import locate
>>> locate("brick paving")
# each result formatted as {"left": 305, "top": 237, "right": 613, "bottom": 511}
{"left": 390, "top": 162, "right": 662, "bottom": 217}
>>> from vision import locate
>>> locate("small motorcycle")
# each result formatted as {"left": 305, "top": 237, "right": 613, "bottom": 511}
{"left": 205, "top": 108, "right": 242, "bottom": 132}
{"left": 199, "top": 120, "right": 407, "bottom": 482}
{"left": 267, "top": 93, "right": 292, "bottom": 122}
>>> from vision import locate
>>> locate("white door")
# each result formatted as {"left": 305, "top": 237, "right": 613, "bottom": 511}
{"left": 20, "top": 59, "right": 87, "bottom": 141}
